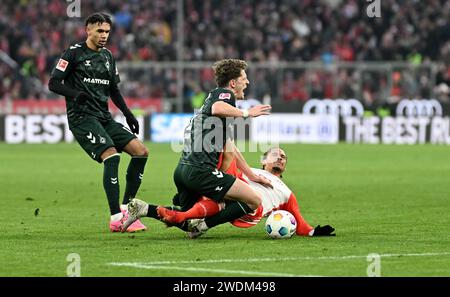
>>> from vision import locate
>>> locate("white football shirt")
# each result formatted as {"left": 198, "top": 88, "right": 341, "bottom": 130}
{"left": 243, "top": 168, "right": 292, "bottom": 217}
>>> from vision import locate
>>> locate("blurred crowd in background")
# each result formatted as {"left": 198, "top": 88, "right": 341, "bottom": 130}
{"left": 0, "top": 0, "right": 449, "bottom": 110}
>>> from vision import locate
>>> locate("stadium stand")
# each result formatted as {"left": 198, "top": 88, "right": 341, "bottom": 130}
{"left": 0, "top": 0, "right": 449, "bottom": 106}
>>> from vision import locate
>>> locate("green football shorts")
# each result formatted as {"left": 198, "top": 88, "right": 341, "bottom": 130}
{"left": 70, "top": 115, "right": 136, "bottom": 163}
{"left": 173, "top": 163, "right": 236, "bottom": 211}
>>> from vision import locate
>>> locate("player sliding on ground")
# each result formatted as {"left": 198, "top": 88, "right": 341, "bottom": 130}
{"left": 123, "top": 147, "right": 336, "bottom": 238}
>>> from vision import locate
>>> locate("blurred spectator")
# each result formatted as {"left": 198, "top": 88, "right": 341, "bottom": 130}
{"left": 435, "top": 63, "right": 450, "bottom": 103}
{"left": 0, "top": 0, "right": 449, "bottom": 103}
{"left": 282, "top": 70, "right": 308, "bottom": 102}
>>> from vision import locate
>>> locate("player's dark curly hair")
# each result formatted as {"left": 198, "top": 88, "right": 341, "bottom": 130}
{"left": 212, "top": 59, "right": 248, "bottom": 87}
{"left": 85, "top": 12, "right": 112, "bottom": 27}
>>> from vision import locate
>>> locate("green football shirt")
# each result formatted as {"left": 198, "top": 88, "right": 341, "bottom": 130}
{"left": 180, "top": 87, "right": 236, "bottom": 168}
{"left": 51, "top": 42, "right": 120, "bottom": 125}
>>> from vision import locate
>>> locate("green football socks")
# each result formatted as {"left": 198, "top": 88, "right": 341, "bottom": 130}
{"left": 204, "top": 201, "right": 253, "bottom": 228}
{"left": 103, "top": 154, "right": 121, "bottom": 215}
{"left": 122, "top": 156, "right": 148, "bottom": 205}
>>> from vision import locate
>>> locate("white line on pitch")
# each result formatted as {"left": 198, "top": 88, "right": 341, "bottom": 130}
{"left": 109, "top": 251, "right": 450, "bottom": 266}
{"left": 108, "top": 263, "right": 323, "bottom": 277}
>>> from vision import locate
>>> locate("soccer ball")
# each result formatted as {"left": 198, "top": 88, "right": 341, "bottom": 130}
{"left": 265, "top": 210, "right": 297, "bottom": 239}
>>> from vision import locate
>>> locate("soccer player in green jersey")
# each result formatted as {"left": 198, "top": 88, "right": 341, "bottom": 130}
{"left": 48, "top": 13, "right": 148, "bottom": 232}
{"left": 123, "top": 59, "right": 273, "bottom": 232}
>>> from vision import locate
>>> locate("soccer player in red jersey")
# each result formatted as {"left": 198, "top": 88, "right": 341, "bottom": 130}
{"left": 158, "top": 147, "right": 335, "bottom": 238}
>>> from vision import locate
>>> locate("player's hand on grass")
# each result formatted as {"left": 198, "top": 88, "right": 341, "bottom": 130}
{"left": 312, "top": 225, "right": 336, "bottom": 236}
{"left": 248, "top": 173, "right": 273, "bottom": 188}
{"left": 124, "top": 110, "right": 139, "bottom": 134}
{"left": 248, "top": 105, "right": 271, "bottom": 117}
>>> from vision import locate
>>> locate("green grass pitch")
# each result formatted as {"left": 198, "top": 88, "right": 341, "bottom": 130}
{"left": 1, "top": 143, "right": 449, "bottom": 276}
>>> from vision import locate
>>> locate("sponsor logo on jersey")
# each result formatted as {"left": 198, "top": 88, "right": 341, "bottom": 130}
{"left": 83, "top": 77, "right": 110, "bottom": 85}
{"left": 218, "top": 93, "right": 231, "bottom": 100}
{"left": 56, "top": 59, "right": 69, "bottom": 72}
{"left": 84, "top": 60, "right": 91, "bottom": 67}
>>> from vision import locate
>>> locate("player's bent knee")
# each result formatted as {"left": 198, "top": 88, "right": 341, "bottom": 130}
{"left": 245, "top": 185, "right": 262, "bottom": 210}
{"left": 127, "top": 139, "right": 148, "bottom": 157}
{"left": 248, "top": 192, "right": 262, "bottom": 210}
{"left": 101, "top": 147, "right": 118, "bottom": 161}
{"left": 226, "top": 178, "right": 262, "bottom": 210}
{"left": 139, "top": 146, "right": 149, "bottom": 157}
{"left": 133, "top": 145, "right": 148, "bottom": 157}
{"left": 239, "top": 189, "right": 261, "bottom": 211}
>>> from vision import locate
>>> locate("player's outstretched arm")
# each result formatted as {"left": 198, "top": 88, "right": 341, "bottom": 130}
{"left": 230, "top": 141, "right": 272, "bottom": 188}
{"left": 248, "top": 104, "right": 272, "bottom": 117}
{"left": 312, "top": 225, "right": 336, "bottom": 236}
{"left": 282, "top": 193, "right": 314, "bottom": 236}
{"left": 110, "top": 82, "right": 139, "bottom": 134}
{"left": 282, "top": 193, "right": 335, "bottom": 236}
{"left": 211, "top": 101, "right": 271, "bottom": 118}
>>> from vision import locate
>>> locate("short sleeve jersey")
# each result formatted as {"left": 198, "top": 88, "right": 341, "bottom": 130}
{"left": 180, "top": 88, "right": 236, "bottom": 168}
{"left": 50, "top": 42, "right": 120, "bottom": 124}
